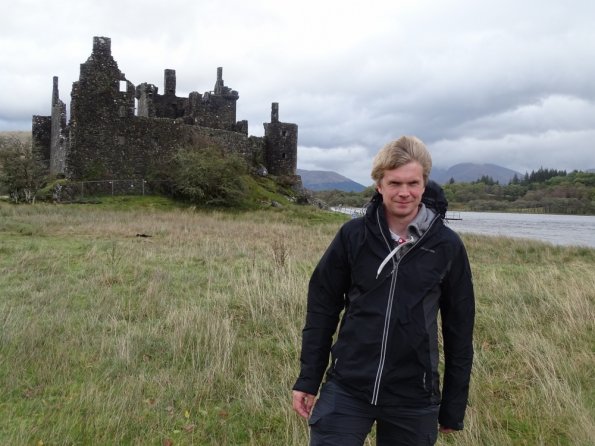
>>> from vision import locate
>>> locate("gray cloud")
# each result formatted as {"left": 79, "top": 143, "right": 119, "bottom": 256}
{"left": 1, "top": 0, "right": 595, "bottom": 186}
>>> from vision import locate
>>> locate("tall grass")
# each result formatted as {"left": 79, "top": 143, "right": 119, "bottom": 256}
{"left": 0, "top": 200, "right": 593, "bottom": 445}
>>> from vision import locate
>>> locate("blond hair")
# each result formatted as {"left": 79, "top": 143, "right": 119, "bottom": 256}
{"left": 371, "top": 136, "right": 432, "bottom": 185}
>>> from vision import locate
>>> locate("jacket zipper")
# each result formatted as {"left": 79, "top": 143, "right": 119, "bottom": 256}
{"left": 371, "top": 261, "right": 398, "bottom": 404}
{"left": 370, "top": 208, "right": 438, "bottom": 405}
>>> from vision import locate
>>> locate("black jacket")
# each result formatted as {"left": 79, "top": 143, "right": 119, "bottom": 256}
{"left": 293, "top": 194, "right": 475, "bottom": 430}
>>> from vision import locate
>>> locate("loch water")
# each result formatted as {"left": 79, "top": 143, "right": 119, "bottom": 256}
{"left": 447, "top": 212, "right": 595, "bottom": 248}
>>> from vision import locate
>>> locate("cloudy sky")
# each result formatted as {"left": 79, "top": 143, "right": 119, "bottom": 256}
{"left": 1, "top": 0, "right": 594, "bottom": 185}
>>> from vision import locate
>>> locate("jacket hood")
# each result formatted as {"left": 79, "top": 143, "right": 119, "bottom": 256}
{"left": 422, "top": 180, "right": 448, "bottom": 218}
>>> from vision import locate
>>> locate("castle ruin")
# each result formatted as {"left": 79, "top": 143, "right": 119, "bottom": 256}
{"left": 32, "top": 36, "right": 299, "bottom": 185}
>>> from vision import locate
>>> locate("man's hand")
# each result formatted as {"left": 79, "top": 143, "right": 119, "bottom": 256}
{"left": 439, "top": 426, "right": 456, "bottom": 434}
{"left": 292, "top": 390, "right": 316, "bottom": 419}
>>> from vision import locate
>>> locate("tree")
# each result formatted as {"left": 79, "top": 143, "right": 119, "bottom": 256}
{"left": 0, "top": 137, "right": 47, "bottom": 203}
{"left": 522, "top": 167, "right": 567, "bottom": 184}
{"left": 473, "top": 175, "right": 498, "bottom": 185}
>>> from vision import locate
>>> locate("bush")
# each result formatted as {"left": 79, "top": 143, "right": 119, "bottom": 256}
{"left": 0, "top": 137, "right": 47, "bottom": 203}
{"left": 170, "top": 145, "right": 249, "bottom": 206}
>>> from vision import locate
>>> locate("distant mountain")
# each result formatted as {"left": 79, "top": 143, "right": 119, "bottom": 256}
{"left": 297, "top": 169, "right": 367, "bottom": 192}
{"left": 431, "top": 163, "right": 521, "bottom": 185}
{"left": 299, "top": 163, "right": 521, "bottom": 191}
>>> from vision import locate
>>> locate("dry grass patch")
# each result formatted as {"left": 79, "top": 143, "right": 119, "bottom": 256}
{"left": 0, "top": 202, "right": 593, "bottom": 445}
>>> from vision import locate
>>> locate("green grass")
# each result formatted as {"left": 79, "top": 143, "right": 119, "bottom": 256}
{"left": 0, "top": 199, "right": 593, "bottom": 445}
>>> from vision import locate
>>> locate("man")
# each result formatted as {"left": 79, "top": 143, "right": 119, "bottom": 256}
{"left": 292, "top": 136, "right": 475, "bottom": 445}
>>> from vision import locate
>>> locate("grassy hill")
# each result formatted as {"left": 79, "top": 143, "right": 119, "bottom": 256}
{"left": 0, "top": 198, "right": 594, "bottom": 444}
{"left": 0, "top": 131, "right": 31, "bottom": 143}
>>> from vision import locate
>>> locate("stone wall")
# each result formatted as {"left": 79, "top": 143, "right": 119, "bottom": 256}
{"left": 31, "top": 115, "right": 51, "bottom": 166}
{"left": 71, "top": 117, "right": 266, "bottom": 180}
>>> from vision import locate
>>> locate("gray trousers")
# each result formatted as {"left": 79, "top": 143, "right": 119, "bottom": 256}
{"left": 308, "top": 381, "right": 439, "bottom": 446}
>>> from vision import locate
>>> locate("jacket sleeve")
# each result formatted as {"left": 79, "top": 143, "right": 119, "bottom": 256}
{"left": 438, "top": 238, "right": 475, "bottom": 430}
{"left": 292, "top": 226, "right": 351, "bottom": 396}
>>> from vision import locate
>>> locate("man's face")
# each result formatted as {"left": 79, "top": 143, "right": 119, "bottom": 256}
{"left": 376, "top": 162, "right": 425, "bottom": 222}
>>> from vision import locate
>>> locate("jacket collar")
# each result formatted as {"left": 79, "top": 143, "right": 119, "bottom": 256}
{"left": 365, "top": 192, "right": 437, "bottom": 239}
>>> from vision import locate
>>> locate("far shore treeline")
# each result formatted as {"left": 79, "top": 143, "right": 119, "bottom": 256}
{"left": 313, "top": 169, "right": 595, "bottom": 215}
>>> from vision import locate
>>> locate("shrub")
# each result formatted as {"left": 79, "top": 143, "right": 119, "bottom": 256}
{"left": 170, "top": 145, "right": 248, "bottom": 206}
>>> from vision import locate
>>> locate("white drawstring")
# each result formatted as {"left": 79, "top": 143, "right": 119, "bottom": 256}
{"left": 376, "top": 236, "right": 414, "bottom": 278}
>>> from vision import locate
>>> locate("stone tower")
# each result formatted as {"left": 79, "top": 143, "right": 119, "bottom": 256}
{"left": 264, "top": 103, "right": 298, "bottom": 176}
{"left": 68, "top": 36, "right": 135, "bottom": 178}
{"left": 49, "top": 76, "right": 67, "bottom": 175}
{"left": 32, "top": 76, "right": 67, "bottom": 175}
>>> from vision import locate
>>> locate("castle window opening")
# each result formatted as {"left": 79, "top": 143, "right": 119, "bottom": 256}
{"left": 119, "top": 80, "right": 127, "bottom": 92}
{"left": 282, "top": 153, "right": 287, "bottom": 159}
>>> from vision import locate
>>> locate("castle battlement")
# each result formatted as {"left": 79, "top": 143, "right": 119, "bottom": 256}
{"left": 32, "top": 36, "right": 298, "bottom": 182}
